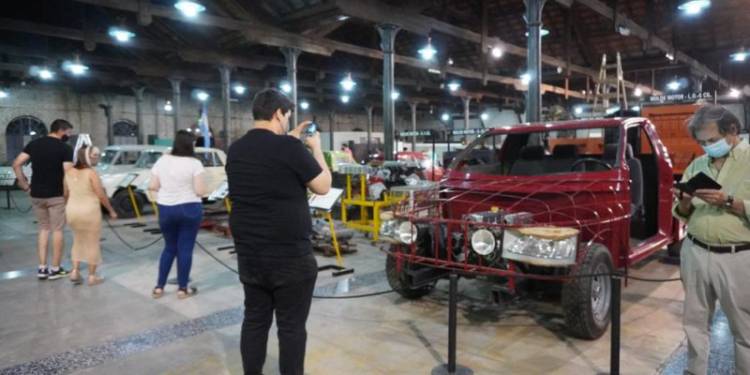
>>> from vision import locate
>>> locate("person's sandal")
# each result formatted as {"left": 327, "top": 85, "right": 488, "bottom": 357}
{"left": 88, "top": 275, "right": 104, "bottom": 286}
{"left": 152, "top": 287, "right": 164, "bottom": 299}
{"left": 70, "top": 270, "right": 82, "bottom": 285}
{"left": 177, "top": 286, "right": 198, "bottom": 299}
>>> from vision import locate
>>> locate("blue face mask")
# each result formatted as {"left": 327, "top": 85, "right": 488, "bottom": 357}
{"left": 702, "top": 138, "right": 732, "bottom": 158}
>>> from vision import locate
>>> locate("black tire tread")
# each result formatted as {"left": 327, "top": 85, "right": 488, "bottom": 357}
{"left": 562, "top": 245, "right": 613, "bottom": 340}
{"left": 385, "top": 253, "right": 434, "bottom": 299}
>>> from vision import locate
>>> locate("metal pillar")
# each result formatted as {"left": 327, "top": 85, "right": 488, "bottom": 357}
{"left": 169, "top": 78, "right": 182, "bottom": 136}
{"left": 409, "top": 102, "right": 418, "bottom": 151}
{"left": 378, "top": 23, "right": 400, "bottom": 161}
{"left": 462, "top": 97, "right": 471, "bottom": 129}
{"left": 98, "top": 102, "right": 113, "bottom": 145}
{"left": 366, "top": 105, "right": 374, "bottom": 154}
{"left": 132, "top": 86, "right": 145, "bottom": 144}
{"left": 328, "top": 110, "right": 336, "bottom": 151}
{"left": 219, "top": 66, "right": 231, "bottom": 148}
{"left": 525, "top": 0, "right": 546, "bottom": 122}
{"left": 281, "top": 47, "right": 301, "bottom": 130}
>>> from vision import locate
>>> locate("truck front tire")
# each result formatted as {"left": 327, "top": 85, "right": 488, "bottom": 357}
{"left": 385, "top": 248, "right": 436, "bottom": 300}
{"left": 111, "top": 189, "right": 144, "bottom": 219}
{"left": 562, "top": 244, "right": 614, "bottom": 340}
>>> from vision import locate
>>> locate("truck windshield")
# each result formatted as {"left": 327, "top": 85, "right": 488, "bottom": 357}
{"left": 99, "top": 150, "right": 118, "bottom": 165}
{"left": 450, "top": 127, "right": 620, "bottom": 176}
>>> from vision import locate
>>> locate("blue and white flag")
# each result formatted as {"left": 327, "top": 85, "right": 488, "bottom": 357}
{"left": 199, "top": 104, "right": 210, "bottom": 148}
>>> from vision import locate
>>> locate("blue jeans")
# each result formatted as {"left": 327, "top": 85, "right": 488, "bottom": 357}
{"left": 156, "top": 203, "right": 202, "bottom": 289}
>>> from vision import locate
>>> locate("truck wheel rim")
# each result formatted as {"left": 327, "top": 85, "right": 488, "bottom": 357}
{"left": 591, "top": 262, "right": 611, "bottom": 325}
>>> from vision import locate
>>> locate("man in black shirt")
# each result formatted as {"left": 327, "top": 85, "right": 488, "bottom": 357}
{"left": 13, "top": 119, "right": 74, "bottom": 280}
{"left": 227, "top": 89, "right": 331, "bottom": 375}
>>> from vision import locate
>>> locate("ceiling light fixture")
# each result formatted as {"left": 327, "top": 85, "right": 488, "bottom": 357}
{"left": 196, "top": 90, "right": 210, "bottom": 101}
{"left": 340, "top": 94, "right": 350, "bottom": 104}
{"left": 337, "top": 15, "right": 350, "bottom": 21}
{"left": 62, "top": 56, "right": 89, "bottom": 76}
{"left": 665, "top": 52, "right": 675, "bottom": 61}
{"left": 447, "top": 81, "right": 461, "bottom": 92}
{"left": 441, "top": 113, "right": 450, "bottom": 122}
{"left": 631, "top": 106, "right": 641, "bottom": 111}
{"left": 233, "top": 84, "right": 246, "bottom": 95}
{"left": 678, "top": 0, "right": 710, "bottom": 15}
{"left": 633, "top": 87, "right": 643, "bottom": 97}
{"left": 574, "top": 106, "right": 584, "bottom": 115}
{"left": 427, "top": 68, "right": 441, "bottom": 75}
{"left": 729, "top": 88, "right": 742, "bottom": 98}
{"left": 617, "top": 24, "right": 632, "bottom": 36}
{"left": 108, "top": 26, "right": 135, "bottom": 43}
{"left": 300, "top": 100, "right": 310, "bottom": 110}
{"left": 525, "top": 28, "right": 550, "bottom": 37}
{"left": 520, "top": 73, "right": 531, "bottom": 85}
{"left": 37, "top": 67, "right": 55, "bottom": 81}
{"left": 0, "top": 90, "right": 8, "bottom": 99}
{"left": 731, "top": 50, "right": 748, "bottom": 62}
{"left": 391, "top": 90, "right": 400, "bottom": 100}
{"left": 164, "top": 100, "right": 173, "bottom": 112}
{"left": 175, "top": 0, "right": 206, "bottom": 18}
{"left": 480, "top": 112, "right": 489, "bottom": 121}
{"left": 279, "top": 81, "right": 292, "bottom": 93}
{"left": 447, "top": 57, "right": 454, "bottom": 66}
{"left": 418, "top": 37, "right": 437, "bottom": 61}
{"left": 491, "top": 46, "right": 503, "bottom": 59}
{"left": 667, "top": 80, "right": 681, "bottom": 91}
{"left": 340, "top": 73, "right": 356, "bottom": 91}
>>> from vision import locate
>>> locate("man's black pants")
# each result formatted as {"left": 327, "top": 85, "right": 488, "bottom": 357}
{"left": 237, "top": 253, "right": 318, "bottom": 375}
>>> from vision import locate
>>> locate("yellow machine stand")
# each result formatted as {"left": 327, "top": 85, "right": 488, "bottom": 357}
{"left": 340, "top": 173, "right": 402, "bottom": 241}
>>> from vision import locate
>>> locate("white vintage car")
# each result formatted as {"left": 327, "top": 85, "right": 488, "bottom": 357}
{"left": 99, "top": 145, "right": 227, "bottom": 217}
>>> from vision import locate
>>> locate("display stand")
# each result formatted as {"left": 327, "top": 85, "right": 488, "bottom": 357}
{"left": 339, "top": 166, "right": 400, "bottom": 241}
{"left": 432, "top": 273, "right": 473, "bottom": 375}
{"left": 310, "top": 188, "right": 354, "bottom": 277}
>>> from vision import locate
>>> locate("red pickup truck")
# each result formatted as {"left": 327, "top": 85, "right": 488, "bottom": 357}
{"left": 381, "top": 118, "right": 684, "bottom": 339}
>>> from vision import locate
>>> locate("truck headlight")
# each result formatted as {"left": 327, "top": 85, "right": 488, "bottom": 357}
{"left": 395, "top": 221, "right": 418, "bottom": 244}
{"left": 502, "top": 227, "right": 579, "bottom": 266}
{"left": 471, "top": 229, "right": 496, "bottom": 255}
{"left": 379, "top": 220, "right": 398, "bottom": 238}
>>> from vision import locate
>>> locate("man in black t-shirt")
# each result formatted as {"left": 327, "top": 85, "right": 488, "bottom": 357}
{"left": 227, "top": 89, "right": 331, "bottom": 375}
{"left": 13, "top": 119, "right": 74, "bottom": 280}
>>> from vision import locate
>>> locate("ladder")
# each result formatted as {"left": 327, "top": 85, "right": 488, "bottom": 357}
{"left": 592, "top": 53, "right": 628, "bottom": 112}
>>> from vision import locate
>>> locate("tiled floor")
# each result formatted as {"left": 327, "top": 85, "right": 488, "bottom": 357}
{"left": 0, "top": 192, "right": 736, "bottom": 374}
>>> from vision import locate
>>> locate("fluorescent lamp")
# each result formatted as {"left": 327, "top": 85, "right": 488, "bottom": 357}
{"left": 665, "top": 52, "right": 675, "bottom": 61}
{"left": 418, "top": 37, "right": 437, "bottom": 61}
{"left": 337, "top": 15, "right": 350, "bottom": 21}
{"left": 729, "top": 88, "right": 742, "bottom": 98}
{"left": 340, "top": 95, "right": 350, "bottom": 104}
{"left": 233, "top": 84, "right": 246, "bottom": 95}
{"left": 340, "top": 73, "right": 356, "bottom": 91}
{"left": 300, "top": 100, "right": 310, "bottom": 110}
{"left": 447, "top": 81, "right": 460, "bottom": 92}
{"left": 279, "top": 81, "right": 292, "bottom": 93}
{"left": 175, "top": 1, "right": 206, "bottom": 18}
{"left": 441, "top": 113, "right": 450, "bottom": 122}
{"left": 633, "top": 87, "right": 643, "bottom": 97}
{"left": 480, "top": 112, "right": 489, "bottom": 121}
{"left": 391, "top": 90, "right": 400, "bottom": 100}
{"left": 447, "top": 58, "right": 454, "bottom": 66}
{"left": 427, "top": 68, "right": 441, "bottom": 75}
{"left": 108, "top": 27, "right": 135, "bottom": 43}
{"left": 29, "top": 131, "right": 37, "bottom": 136}
{"left": 520, "top": 73, "right": 531, "bottom": 85}
{"left": 678, "top": 0, "right": 710, "bottom": 15}
{"left": 164, "top": 101, "right": 173, "bottom": 112}
{"left": 667, "top": 80, "right": 681, "bottom": 91}
{"left": 574, "top": 106, "right": 584, "bottom": 115}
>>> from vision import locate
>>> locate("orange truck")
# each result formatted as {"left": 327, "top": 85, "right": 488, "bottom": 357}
{"left": 641, "top": 104, "right": 703, "bottom": 178}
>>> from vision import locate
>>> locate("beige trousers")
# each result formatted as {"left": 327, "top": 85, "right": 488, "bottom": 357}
{"left": 681, "top": 237, "right": 750, "bottom": 375}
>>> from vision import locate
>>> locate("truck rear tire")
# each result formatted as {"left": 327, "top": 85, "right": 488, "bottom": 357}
{"left": 562, "top": 245, "right": 613, "bottom": 340}
{"left": 111, "top": 189, "right": 144, "bottom": 219}
{"left": 385, "top": 248, "right": 436, "bottom": 300}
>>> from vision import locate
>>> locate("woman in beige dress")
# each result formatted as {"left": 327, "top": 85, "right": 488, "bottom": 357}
{"left": 64, "top": 145, "right": 117, "bottom": 285}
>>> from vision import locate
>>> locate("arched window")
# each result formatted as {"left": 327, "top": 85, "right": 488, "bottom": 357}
{"left": 6, "top": 116, "right": 47, "bottom": 163}
{"left": 112, "top": 119, "right": 138, "bottom": 145}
